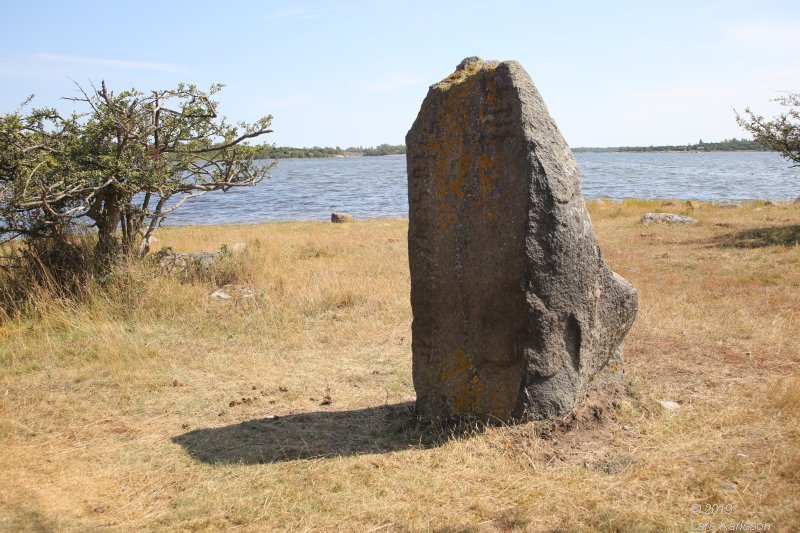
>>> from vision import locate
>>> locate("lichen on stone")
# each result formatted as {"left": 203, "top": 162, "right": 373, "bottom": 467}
{"left": 431, "top": 56, "right": 500, "bottom": 91}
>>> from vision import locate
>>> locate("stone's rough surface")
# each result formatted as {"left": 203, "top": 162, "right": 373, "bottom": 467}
{"left": 331, "top": 212, "right": 354, "bottom": 223}
{"left": 640, "top": 212, "right": 696, "bottom": 224}
{"left": 406, "top": 58, "right": 638, "bottom": 421}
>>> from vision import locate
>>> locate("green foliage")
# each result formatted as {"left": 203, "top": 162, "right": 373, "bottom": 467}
{"left": 361, "top": 144, "right": 406, "bottom": 156}
{"left": 251, "top": 144, "right": 406, "bottom": 159}
{"left": 257, "top": 145, "right": 347, "bottom": 158}
{"left": 737, "top": 92, "right": 800, "bottom": 166}
{"left": 0, "top": 82, "right": 274, "bottom": 263}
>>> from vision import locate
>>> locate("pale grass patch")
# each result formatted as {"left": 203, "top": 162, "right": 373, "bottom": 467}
{"left": 1, "top": 206, "right": 798, "bottom": 531}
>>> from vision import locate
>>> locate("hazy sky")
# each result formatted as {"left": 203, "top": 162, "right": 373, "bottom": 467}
{"left": 1, "top": 1, "right": 798, "bottom": 148}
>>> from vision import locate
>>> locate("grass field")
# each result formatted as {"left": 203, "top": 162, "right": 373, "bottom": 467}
{"left": 0, "top": 199, "right": 798, "bottom": 531}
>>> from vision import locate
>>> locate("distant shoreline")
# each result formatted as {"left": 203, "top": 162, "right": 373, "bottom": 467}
{"left": 265, "top": 149, "right": 774, "bottom": 159}
{"left": 160, "top": 198, "right": 793, "bottom": 228}
{"left": 578, "top": 149, "right": 772, "bottom": 154}
{"left": 258, "top": 139, "right": 768, "bottom": 158}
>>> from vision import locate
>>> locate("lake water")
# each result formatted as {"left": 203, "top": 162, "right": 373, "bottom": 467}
{"left": 164, "top": 152, "right": 797, "bottom": 226}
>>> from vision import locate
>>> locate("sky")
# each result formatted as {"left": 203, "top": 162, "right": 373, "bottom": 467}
{"left": 1, "top": 0, "right": 799, "bottom": 148}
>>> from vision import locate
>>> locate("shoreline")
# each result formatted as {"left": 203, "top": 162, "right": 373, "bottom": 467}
{"left": 157, "top": 198, "right": 793, "bottom": 229}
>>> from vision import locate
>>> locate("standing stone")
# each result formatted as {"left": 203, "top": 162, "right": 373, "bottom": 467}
{"left": 406, "top": 57, "right": 638, "bottom": 421}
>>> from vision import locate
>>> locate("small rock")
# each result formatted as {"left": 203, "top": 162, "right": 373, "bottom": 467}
{"left": 640, "top": 213, "right": 696, "bottom": 224}
{"left": 719, "top": 202, "right": 741, "bottom": 209}
{"left": 221, "top": 242, "right": 247, "bottom": 253}
{"left": 156, "top": 249, "right": 222, "bottom": 273}
{"left": 660, "top": 201, "right": 677, "bottom": 207}
{"left": 210, "top": 285, "right": 257, "bottom": 300}
{"left": 719, "top": 481, "right": 738, "bottom": 493}
{"left": 686, "top": 200, "right": 701, "bottom": 210}
{"left": 658, "top": 400, "right": 681, "bottom": 411}
{"left": 238, "top": 287, "right": 257, "bottom": 299}
{"left": 210, "top": 289, "right": 232, "bottom": 300}
{"left": 763, "top": 200, "right": 773, "bottom": 206}
{"left": 331, "top": 212, "right": 354, "bottom": 223}
{"left": 794, "top": 195, "right": 800, "bottom": 204}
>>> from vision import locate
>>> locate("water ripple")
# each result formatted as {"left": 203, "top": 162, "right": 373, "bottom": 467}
{"left": 163, "top": 152, "right": 797, "bottom": 226}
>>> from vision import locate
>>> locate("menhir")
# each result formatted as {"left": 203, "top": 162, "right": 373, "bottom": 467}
{"left": 406, "top": 57, "right": 638, "bottom": 421}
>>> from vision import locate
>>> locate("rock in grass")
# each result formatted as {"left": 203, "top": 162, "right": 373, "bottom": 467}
{"left": 155, "top": 248, "right": 222, "bottom": 272}
{"left": 221, "top": 242, "right": 247, "bottom": 253}
{"left": 640, "top": 213, "right": 696, "bottom": 224}
{"left": 210, "top": 289, "right": 232, "bottom": 300}
{"left": 406, "top": 57, "right": 638, "bottom": 422}
{"left": 331, "top": 212, "right": 354, "bottom": 223}
{"left": 658, "top": 400, "right": 681, "bottom": 411}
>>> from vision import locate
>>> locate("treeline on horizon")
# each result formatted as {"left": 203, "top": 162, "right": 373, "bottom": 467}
{"left": 573, "top": 138, "right": 769, "bottom": 153}
{"left": 251, "top": 143, "right": 407, "bottom": 159}
{"left": 247, "top": 138, "right": 770, "bottom": 159}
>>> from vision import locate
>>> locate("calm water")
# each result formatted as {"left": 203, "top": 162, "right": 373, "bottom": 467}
{"left": 164, "top": 152, "right": 797, "bottom": 226}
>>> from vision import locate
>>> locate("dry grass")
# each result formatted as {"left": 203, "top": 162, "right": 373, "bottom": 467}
{"left": 0, "top": 200, "right": 798, "bottom": 531}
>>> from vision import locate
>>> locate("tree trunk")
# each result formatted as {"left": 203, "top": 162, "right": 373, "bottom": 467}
{"left": 94, "top": 187, "right": 123, "bottom": 268}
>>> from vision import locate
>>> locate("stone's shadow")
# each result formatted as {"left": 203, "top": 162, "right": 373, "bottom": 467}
{"left": 172, "top": 402, "right": 434, "bottom": 464}
{"left": 714, "top": 224, "right": 800, "bottom": 248}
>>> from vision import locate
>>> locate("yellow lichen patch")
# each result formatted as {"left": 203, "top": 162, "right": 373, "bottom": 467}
{"left": 425, "top": 66, "right": 510, "bottom": 233}
{"left": 434, "top": 60, "right": 498, "bottom": 91}
{"left": 441, "top": 348, "right": 470, "bottom": 382}
{"left": 438, "top": 349, "right": 504, "bottom": 417}
{"left": 478, "top": 152, "right": 498, "bottom": 200}
{"left": 449, "top": 369, "right": 510, "bottom": 419}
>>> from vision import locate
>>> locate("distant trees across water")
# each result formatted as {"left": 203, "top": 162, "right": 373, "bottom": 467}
{"left": 253, "top": 143, "right": 406, "bottom": 159}
{"left": 250, "top": 139, "right": 770, "bottom": 159}
{"left": 573, "top": 138, "right": 770, "bottom": 153}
